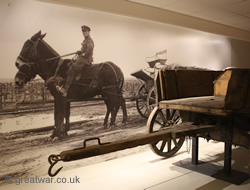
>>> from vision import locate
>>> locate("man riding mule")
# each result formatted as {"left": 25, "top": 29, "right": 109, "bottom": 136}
{"left": 14, "top": 30, "right": 127, "bottom": 141}
{"left": 56, "top": 25, "right": 94, "bottom": 97}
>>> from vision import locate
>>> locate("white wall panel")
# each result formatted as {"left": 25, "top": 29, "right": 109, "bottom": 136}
{"left": 0, "top": 0, "right": 232, "bottom": 79}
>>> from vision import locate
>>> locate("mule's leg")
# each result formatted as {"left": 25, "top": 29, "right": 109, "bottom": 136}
{"left": 109, "top": 94, "right": 128, "bottom": 127}
{"left": 65, "top": 101, "right": 70, "bottom": 132}
{"left": 50, "top": 97, "right": 64, "bottom": 139}
{"left": 51, "top": 96, "right": 67, "bottom": 140}
{"left": 120, "top": 96, "right": 127, "bottom": 125}
{"left": 110, "top": 97, "right": 121, "bottom": 127}
{"left": 103, "top": 99, "right": 111, "bottom": 129}
{"left": 50, "top": 99, "right": 58, "bottom": 140}
{"left": 57, "top": 97, "right": 68, "bottom": 138}
{"left": 109, "top": 95, "right": 122, "bottom": 127}
{"left": 109, "top": 105, "right": 116, "bottom": 127}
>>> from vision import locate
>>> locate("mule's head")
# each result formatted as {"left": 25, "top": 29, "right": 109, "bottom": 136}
{"left": 15, "top": 63, "right": 38, "bottom": 87}
{"left": 15, "top": 31, "right": 46, "bottom": 88}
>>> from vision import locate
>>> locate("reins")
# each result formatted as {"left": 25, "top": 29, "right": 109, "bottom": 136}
{"left": 43, "top": 52, "right": 78, "bottom": 79}
{"left": 46, "top": 52, "right": 78, "bottom": 62}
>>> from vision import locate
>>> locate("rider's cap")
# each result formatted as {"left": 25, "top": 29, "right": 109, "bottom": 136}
{"left": 81, "top": 25, "right": 91, "bottom": 32}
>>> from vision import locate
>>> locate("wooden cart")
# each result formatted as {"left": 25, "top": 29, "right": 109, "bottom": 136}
{"left": 151, "top": 68, "right": 250, "bottom": 181}
{"left": 48, "top": 68, "right": 250, "bottom": 181}
{"left": 154, "top": 68, "right": 249, "bottom": 150}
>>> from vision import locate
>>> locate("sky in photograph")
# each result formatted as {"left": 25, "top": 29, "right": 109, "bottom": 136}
{"left": 0, "top": 0, "right": 231, "bottom": 80}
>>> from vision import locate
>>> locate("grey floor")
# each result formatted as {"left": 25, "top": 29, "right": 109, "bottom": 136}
{"left": 4, "top": 138, "right": 250, "bottom": 190}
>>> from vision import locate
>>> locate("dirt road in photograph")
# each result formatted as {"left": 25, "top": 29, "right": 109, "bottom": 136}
{"left": 0, "top": 101, "right": 151, "bottom": 185}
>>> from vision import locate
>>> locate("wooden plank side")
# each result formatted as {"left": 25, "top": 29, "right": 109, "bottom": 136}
{"left": 157, "top": 70, "right": 222, "bottom": 101}
{"left": 243, "top": 70, "right": 250, "bottom": 109}
{"left": 214, "top": 70, "right": 232, "bottom": 96}
{"left": 245, "top": 86, "right": 250, "bottom": 108}
{"left": 213, "top": 71, "right": 224, "bottom": 81}
{"left": 176, "top": 70, "right": 214, "bottom": 98}
{"left": 164, "top": 70, "right": 179, "bottom": 100}
{"left": 156, "top": 70, "right": 179, "bottom": 101}
{"left": 159, "top": 96, "right": 230, "bottom": 116}
{"left": 159, "top": 70, "right": 166, "bottom": 100}
{"left": 249, "top": 147, "right": 250, "bottom": 175}
{"left": 154, "top": 71, "right": 162, "bottom": 103}
{"left": 224, "top": 69, "right": 250, "bottom": 110}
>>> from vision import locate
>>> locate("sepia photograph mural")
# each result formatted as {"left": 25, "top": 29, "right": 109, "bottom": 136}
{"left": 0, "top": 0, "right": 236, "bottom": 188}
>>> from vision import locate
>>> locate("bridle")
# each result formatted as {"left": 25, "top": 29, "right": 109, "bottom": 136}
{"left": 18, "top": 38, "right": 39, "bottom": 63}
{"left": 16, "top": 37, "right": 60, "bottom": 81}
{"left": 16, "top": 38, "right": 42, "bottom": 82}
{"left": 16, "top": 36, "right": 77, "bottom": 84}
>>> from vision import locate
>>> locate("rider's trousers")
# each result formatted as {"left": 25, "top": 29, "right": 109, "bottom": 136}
{"left": 64, "top": 56, "right": 91, "bottom": 91}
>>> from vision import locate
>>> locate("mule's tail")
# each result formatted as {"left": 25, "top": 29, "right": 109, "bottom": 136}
{"left": 120, "top": 79, "right": 127, "bottom": 124}
{"left": 115, "top": 66, "right": 127, "bottom": 124}
{"left": 118, "top": 77, "right": 124, "bottom": 94}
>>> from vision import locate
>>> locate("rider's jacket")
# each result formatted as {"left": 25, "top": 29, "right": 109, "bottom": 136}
{"left": 80, "top": 35, "right": 94, "bottom": 64}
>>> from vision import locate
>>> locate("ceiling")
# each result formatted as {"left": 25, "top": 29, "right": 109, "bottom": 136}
{"left": 129, "top": 0, "right": 250, "bottom": 32}
{"left": 44, "top": 0, "right": 250, "bottom": 41}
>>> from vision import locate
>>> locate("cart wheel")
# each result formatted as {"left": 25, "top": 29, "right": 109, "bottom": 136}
{"left": 136, "top": 84, "right": 151, "bottom": 118}
{"left": 146, "top": 87, "right": 156, "bottom": 113}
{"left": 147, "top": 107, "right": 185, "bottom": 157}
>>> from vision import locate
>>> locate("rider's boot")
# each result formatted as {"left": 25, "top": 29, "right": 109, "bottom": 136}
{"left": 56, "top": 70, "right": 75, "bottom": 97}
{"left": 56, "top": 86, "right": 67, "bottom": 97}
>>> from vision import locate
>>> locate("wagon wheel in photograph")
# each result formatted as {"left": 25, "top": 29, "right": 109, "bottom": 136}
{"left": 146, "top": 86, "right": 156, "bottom": 114}
{"left": 136, "top": 85, "right": 155, "bottom": 118}
{"left": 147, "top": 107, "right": 185, "bottom": 157}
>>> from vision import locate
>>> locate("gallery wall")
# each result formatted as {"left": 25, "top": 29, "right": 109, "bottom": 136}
{"left": 1, "top": 0, "right": 250, "bottom": 184}
{"left": 0, "top": 0, "right": 238, "bottom": 80}
{"left": 46, "top": 0, "right": 250, "bottom": 42}
{"left": 231, "top": 39, "right": 250, "bottom": 68}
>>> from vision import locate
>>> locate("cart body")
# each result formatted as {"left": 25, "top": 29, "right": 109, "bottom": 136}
{"left": 153, "top": 68, "right": 250, "bottom": 175}
{"left": 155, "top": 68, "right": 250, "bottom": 147}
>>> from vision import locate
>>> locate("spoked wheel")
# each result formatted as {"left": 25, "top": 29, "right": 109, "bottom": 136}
{"left": 146, "top": 87, "right": 156, "bottom": 113}
{"left": 136, "top": 84, "right": 153, "bottom": 118}
{"left": 147, "top": 107, "right": 185, "bottom": 157}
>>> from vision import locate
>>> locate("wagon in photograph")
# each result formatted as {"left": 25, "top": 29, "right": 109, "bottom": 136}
{"left": 130, "top": 50, "right": 167, "bottom": 118}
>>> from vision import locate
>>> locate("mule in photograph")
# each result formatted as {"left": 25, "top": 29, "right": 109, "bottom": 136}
{"left": 14, "top": 31, "right": 127, "bottom": 141}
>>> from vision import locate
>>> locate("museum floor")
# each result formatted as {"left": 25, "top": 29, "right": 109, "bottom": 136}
{"left": 5, "top": 138, "right": 250, "bottom": 190}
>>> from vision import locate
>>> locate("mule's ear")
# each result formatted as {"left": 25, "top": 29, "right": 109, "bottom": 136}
{"left": 31, "top": 30, "right": 42, "bottom": 41}
{"left": 41, "top": 33, "right": 47, "bottom": 39}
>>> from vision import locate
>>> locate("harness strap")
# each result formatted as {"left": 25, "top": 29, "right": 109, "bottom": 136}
{"left": 104, "top": 62, "right": 119, "bottom": 82}
{"left": 46, "top": 52, "right": 78, "bottom": 62}
{"left": 52, "top": 58, "right": 64, "bottom": 78}
{"left": 18, "top": 55, "right": 29, "bottom": 62}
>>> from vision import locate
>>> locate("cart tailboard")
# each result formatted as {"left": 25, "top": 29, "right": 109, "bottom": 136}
{"left": 223, "top": 69, "right": 250, "bottom": 110}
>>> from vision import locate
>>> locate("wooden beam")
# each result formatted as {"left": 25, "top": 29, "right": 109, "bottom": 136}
{"left": 159, "top": 96, "right": 231, "bottom": 116}
{"left": 57, "top": 123, "right": 219, "bottom": 162}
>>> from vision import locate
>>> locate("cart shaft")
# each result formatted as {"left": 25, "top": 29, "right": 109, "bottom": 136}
{"left": 59, "top": 123, "right": 219, "bottom": 162}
